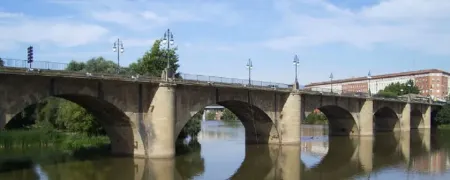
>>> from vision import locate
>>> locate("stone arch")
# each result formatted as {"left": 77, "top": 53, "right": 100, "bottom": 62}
{"left": 373, "top": 107, "right": 400, "bottom": 132}
{"left": 3, "top": 94, "right": 136, "bottom": 156}
{"left": 176, "top": 100, "right": 279, "bottom": 144}
{"left": 316, "top": 105, "right": 358, "bottom": 136}
{"left": 410, "top": 109, "right": 423, "bottom": 129}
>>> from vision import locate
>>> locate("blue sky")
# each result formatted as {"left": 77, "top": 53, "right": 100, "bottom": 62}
{"left": 1, "top": 0, "right": 450, "bottom": 85}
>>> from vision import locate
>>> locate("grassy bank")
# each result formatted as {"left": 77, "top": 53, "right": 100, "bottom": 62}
{"left": 0, "top": 129, "right": 110, "bottom": 151}
{"left": 438, "top": 124, "right": 450, "bottom": 129}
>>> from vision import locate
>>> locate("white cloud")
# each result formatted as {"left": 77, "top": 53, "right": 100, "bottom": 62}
{"left": 52, "top": 0, "right": 241, "bottom": 30}
{"left": 264, "top": 0, "right": 450, "bottom": 55}
{"left": 0, "top": 12, "right": 23, "bottom": 18}
{"left": 0, "top": 11, "right": 109, "bottom": 51}
{"left": 108, "top": 37, "right": 156, "bottom": 48}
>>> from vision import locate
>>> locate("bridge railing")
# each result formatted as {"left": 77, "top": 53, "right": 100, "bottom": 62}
{"left": 0, "top": 58, "right": 291, "bottom": 89}
{"left": 0, "top": 58, "right": 446, "bottom": 104}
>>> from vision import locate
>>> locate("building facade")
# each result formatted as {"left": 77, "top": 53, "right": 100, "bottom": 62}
{"left": 305, "top": 69, "right": 450, "bottom": 100}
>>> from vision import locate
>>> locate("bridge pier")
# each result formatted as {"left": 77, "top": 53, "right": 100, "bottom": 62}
{"left": 277, "top": 92, "right": 302, "bottom": 144}
{"left": 147, "top": 83, "right": 176, "bottom": 158}
{"left": 401, "top": 103, "right": 411, "bottom": 131}
{"left": 273, "top": 145, "right": 301, "bottom": 180}
{"left": 359, "top": 99, "right": 374, "bottom": 136}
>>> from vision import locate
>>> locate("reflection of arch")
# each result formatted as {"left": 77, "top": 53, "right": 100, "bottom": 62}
{"left": 307, "top": 137, "right": 357, "bottom": 172}
{"left": 317, "top": 106, "right": 358, "bottom": 136}
{"left": 374, "top": 107, "right": 400, "bottom": 132}
{"left": 229, "top": 145, "right": 275, "bottom": 180}
{"left": 178, "top": 100, "right": 279, "bottom": 144}
{"left": 4, "top": 94, "right": 135, "bottom": 155}
{"left": 431, "top": 109, "right": 439, "bottom": 128}
{"left": 411, "top": 109, "right": 423, "bottom": 129}
{"left": 373, "top": 133, "right": 402, "bottom": 167}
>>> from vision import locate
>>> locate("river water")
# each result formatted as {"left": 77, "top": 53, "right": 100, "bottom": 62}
{"left": 1, "top": 121, "right": 450, "bottom": 180}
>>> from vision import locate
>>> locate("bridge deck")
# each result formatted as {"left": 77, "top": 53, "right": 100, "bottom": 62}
{"left": 0, "top": 67, "right": 445, "bottom": 105}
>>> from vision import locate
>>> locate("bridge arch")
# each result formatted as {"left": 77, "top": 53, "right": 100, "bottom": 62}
{"left": 373, "top": 107, "right": 400, "bottom": 132}
{"left": 2, "top": 94, "right": 136, "bottom": 156}
{"left": 410, "top": 109, "right": 423, "bottom": 129}
{"left": 176, "top": 100, "right": 279, "bottom": 144}
{"left": 313, "top": 105, "right": 358, "bottom": 136}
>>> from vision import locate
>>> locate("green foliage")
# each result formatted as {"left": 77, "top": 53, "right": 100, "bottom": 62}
{"left": 129, "top": 39, "right": 180, "bottom": 77}
{"left": 376, "top": 80, "right": 420, "bottom": 97}
{"left": 0, "top": 130, "right": 109, "bottom": 150}
{"left": 67, "top": 57, "right": 118, "bottom": 74}
{"left": 221, "top": 108, "right": 238, "bottom": 121}
{"left": 436, "top": 105, "right": 450, "bottom": 126}
{"left": 304, "top": 111, "right": 328, "bottom": 124}
{"left": 0, "top": 58, "right": 4, "bottom": 67}
{"left": 206, "top": 111, "right": 216, "bottom": 120}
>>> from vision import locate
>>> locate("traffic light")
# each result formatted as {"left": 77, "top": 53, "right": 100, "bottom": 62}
{"left": 27, "top": 46, "right": 33, "bottom": 63}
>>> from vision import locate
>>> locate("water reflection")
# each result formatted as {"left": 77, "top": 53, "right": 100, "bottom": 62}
{"left": 2, "top": 122, "right": 450, "bottom": 180}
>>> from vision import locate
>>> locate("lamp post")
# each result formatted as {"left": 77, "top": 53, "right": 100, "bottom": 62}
{"left": 293, "top": 55, "right": 300, "bottom": 89}
{"left": 161, "top": 29, "right": 175, "bottom": 80}
{"left": 246, "top": 58, "right": 253, "bottom": 86}
{"left": 113, "top": 38, "right": 124, "bottom": 73}
{"left": 329, "top": 73, "right": 334, "bottom": 93}
{"left": 367, "top": 71, "right": 372, "bottom": 96}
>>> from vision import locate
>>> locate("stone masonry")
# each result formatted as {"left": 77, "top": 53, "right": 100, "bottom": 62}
{"left": 0, "top": 71, "right": 441, "bottom": 158}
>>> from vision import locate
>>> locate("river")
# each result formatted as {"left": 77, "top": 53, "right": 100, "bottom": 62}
{"left": 1, "top": 121, "right": 450, "bottom": 180}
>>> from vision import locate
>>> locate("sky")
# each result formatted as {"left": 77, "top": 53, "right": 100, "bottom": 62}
{"left": 1, "top": 0, "right": 450, "bottom": 85}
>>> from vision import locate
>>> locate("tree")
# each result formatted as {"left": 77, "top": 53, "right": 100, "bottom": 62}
{"left": 436, "top": 105, "right": 450, "bottom": 126}
{"left": 129, "top": 39, "right": 180, "bottom": 77}
{"left": 221, "top": 108, "right": 238, "bottom": 121}
{"left": 0, "top": 58, "right": 4, "bottom": 67}
{"left": 304, "top": 111, "right": 328, "bottom": 124}
{"left": 67, "top": 57, "right": 118, "bottom": 74}
{"left": 206, "top": 111, "right": 216, "bottom": 120}
{"left": 376, "top": 80, "right": 420, "bottom": 97}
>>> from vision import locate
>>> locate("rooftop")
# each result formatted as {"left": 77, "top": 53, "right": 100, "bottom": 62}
{"left": 305, "top": 69, "right": 450, "bottom": 87}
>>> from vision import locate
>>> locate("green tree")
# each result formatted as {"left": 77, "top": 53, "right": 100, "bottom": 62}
{"left": 206, "top": 111, "right": 216, "bottom": 120}
{"left": 0, "top": 58, "right": 4, "bottom": 67}
{"left": 376, "top": 80, "right": 420, "bottom": 97}
{"left": 67, "top": 57, "right": 118, "bottom": 74}
{"left": 436, "top": 105, "right": 450, "bottom": 126}
{"left": 221, "top": 108, "right": 238, "bottom": 121}
{"left": 129, "top": 39, "right": 180, "bottom": 77}
{"left": 304, "top": 111, "right": 328, "bottom": 124}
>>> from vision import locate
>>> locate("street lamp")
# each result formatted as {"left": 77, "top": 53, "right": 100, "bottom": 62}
{"left": 329, "top": 73, "right": 334, "bottom": 93}
{"left": 367, "top": 71, "right": 372, "bottom": 96}
{"left": 113, "top": 38, "right": 124, "bottom": 73}
{"left": 161, "top": 29, "right": 175, "bottom": 80}
{"left": 246, "top": 58, "right": 253, "bottom": 86}
{"left": 293, "top": 55, "right": 300, "bottom": 89}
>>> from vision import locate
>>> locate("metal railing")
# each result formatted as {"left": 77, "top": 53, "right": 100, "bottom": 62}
{"left": 0, "top": 58, "right": 446, "bottom": 105}
{"left": 0, "top": 58, "right": 291, "bottom": 90}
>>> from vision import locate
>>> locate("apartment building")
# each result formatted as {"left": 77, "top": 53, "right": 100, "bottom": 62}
{"left": 305, "top": 69, "right": 450, "bottom": 100}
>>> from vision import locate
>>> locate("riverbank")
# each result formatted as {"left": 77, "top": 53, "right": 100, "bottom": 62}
{"left": 0, "top": 129, "right": 109, "bottom": 151}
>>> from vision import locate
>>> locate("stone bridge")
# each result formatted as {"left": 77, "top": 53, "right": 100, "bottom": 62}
{"left": 0, "top": 69, "right": 442, "bottom": 158}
